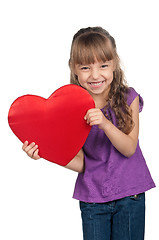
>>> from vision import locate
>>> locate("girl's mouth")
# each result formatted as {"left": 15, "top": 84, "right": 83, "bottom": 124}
{"left": 88, "top": 80, "right": 105, "bottom": 88}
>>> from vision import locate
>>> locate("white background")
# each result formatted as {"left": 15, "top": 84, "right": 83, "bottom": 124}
{"left": 0, "top": 0, "right": 158, "bottom": 239}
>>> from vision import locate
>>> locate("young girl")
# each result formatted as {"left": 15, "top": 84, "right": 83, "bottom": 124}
{"left": 22, "top": 27, "right": 155, "bottom": 240}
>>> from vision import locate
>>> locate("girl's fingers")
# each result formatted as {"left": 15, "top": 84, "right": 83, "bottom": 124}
{"left": 84, "top": 108, "right": 106, "bottom": 129}
{"left": 27, "top": 144, "right": 38, "bottom": 158}
{"left": 33, "top": 149, "right": 40, "bottom": 160}
{"left": 85, "top": 113, "right": 102, "bottom": 124}
{"left": 22, "top": 141, "right": 29, "bottom": 150}
{"left": 22, "top": 141, "right": 40, "bottom": 160}
{"left": 89, "top": 120, "right": 100, "bottom": 126}
{"left": 84, "top": 109, "right": 101, "bottom": 120}
{"left": 23, "top": 142, "right": 35, "bottom": 153}
{"left": 89, "top": 116, "right": 100, "bottom": 122}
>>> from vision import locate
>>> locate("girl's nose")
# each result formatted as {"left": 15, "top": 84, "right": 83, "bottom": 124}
{"left": 91, "top": 68, "right": 100, "bottom": 80}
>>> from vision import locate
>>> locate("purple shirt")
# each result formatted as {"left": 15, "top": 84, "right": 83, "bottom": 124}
{"left": 73, "top": 87, "right": 155, "bottom": 203}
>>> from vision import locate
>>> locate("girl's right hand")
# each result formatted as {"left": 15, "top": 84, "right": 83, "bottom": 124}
{"left": 22, "top": 141, "right": 40, "bottom": 160}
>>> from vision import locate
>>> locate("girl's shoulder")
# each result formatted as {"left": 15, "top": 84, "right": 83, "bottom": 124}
{"left": 126, "top": 87, "right": 144, "bottom": 112}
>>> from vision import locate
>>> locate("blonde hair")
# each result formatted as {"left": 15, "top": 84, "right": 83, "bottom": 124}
{"left": 69, "top": 27, "right": 134, "bottom": 134}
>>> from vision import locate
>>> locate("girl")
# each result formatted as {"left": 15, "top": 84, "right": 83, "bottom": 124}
{"left": 22, "top": 27, "right": 155, "bottom": 240}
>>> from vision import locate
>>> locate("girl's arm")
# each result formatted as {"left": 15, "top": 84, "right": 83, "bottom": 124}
{"left": 65, "top": 148, "right": 84, "bottom": 173}
{"left": 85, "top": 96, "right": 139, "bottom": 158}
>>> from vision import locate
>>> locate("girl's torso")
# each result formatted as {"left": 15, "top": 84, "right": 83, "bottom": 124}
{"left": 73, "top": 87, "right": 155, "bottom": 203}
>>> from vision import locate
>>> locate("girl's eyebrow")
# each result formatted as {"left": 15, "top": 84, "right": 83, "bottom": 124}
{"left": 77, "top": 64, "right": 89, "bottom": 67}
{"left": 101, "top": 60, "right": 112, "bottom": 63}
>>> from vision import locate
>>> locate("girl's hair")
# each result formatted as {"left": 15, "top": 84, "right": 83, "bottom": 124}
{"left": 69, "top": 27, "right": 134, "bottom": 134}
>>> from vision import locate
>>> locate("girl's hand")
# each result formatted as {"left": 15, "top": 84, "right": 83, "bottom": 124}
{"left": 84, "top": 108, "right": 107, "bottom": 130}
{"left": 22, "top": 141, "right": 40, "bottom": 160}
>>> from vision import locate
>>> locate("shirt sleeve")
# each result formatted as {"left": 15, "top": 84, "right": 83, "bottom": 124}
{"left": 127, "top": 87, "right": 144, "bottom": 112}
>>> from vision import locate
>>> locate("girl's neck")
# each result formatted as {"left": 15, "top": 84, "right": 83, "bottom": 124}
{"left": 94, "top": 97, "right": 108, "bottom": 109}
{"left": 90, "top": 88, "right": 110, "bottom": 109}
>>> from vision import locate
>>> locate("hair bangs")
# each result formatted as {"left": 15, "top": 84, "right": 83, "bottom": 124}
{"left": 71, "top": 32, "right": 114, "bottom": 66}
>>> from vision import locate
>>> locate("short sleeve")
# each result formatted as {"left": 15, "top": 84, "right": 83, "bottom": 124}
{"left": 127, "top": 87, "right": 144, "bottom": 112}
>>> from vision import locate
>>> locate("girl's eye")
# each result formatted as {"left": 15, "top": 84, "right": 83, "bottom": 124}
{"left": 101, "top": 64, "right": 108, "bottom": 68}
{"left": 81, "top": 66, "right": 89, "bottom": 70}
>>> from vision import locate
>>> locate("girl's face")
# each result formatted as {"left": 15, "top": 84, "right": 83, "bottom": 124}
{"left": 74, "top": 60, "right": 115, "bottom": 97}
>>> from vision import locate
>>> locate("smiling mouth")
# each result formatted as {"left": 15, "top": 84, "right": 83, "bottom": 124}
{"left": 88, "top": 80, "right": 105, "bottom": 87}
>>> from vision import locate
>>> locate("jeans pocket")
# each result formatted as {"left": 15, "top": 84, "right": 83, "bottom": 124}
{"left": 129, "top": 192, "right": 145, "bottom": 201}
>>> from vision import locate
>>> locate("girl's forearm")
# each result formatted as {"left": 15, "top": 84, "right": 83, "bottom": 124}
{"left": 103, "top": 119, "right": 137, "bottom": 158}
{"left": 65, "top": 149, "right": 84, "bottom": 173}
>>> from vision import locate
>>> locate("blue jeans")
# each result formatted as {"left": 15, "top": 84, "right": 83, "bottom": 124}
{"left": 80, "top": 193, "right": 145, "bottom": 240}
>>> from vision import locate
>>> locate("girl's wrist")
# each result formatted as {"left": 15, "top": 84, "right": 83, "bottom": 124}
{"left": 101, "top": 117, "right": 112, "bottom": 133}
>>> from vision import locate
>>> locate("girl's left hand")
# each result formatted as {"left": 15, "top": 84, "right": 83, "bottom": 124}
{"left": 84, "top": 108, "right": 107, "bottom": 130}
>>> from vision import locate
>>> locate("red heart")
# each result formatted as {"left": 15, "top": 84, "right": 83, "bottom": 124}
{"left": 8, "top": 84, "right": 95, "bottom": 166}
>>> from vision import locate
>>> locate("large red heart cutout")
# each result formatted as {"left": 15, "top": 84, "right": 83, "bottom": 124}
{"left": 8, "top": 84, "right": 95, "bottom": 166}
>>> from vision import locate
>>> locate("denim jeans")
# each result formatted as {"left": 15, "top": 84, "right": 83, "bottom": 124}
{"left": 80, "top": 193, "right": 145, "bottom": 240}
